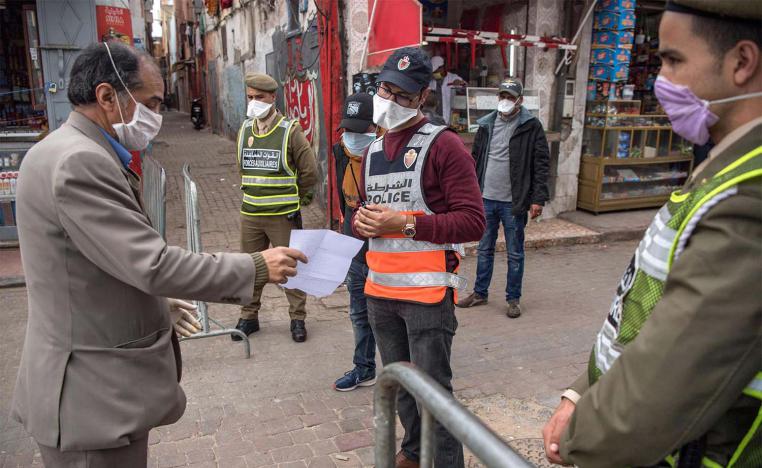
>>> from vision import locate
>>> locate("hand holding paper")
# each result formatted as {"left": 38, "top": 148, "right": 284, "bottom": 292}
{"left": 284, "top": 230, "right": 364, "bottom": 297}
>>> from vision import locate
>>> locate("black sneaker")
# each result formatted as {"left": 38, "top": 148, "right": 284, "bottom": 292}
{"left": 456, "top": 292, "right": 488, "bottom": 308}
{"left": 506, "top": 300, "right": 521, "bottom": 319}
{"left": 333, "top": 368, "right": 377, "bottom": 392}
{"left": 290, "top": 319, "right": 307, "bottom": 342}
{"left": 231, "top": 318, "right": 259, "bottom": 341}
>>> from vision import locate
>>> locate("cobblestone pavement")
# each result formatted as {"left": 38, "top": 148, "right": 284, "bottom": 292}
{"left": 0, "top": 112, "right": 639, "bottom": 467}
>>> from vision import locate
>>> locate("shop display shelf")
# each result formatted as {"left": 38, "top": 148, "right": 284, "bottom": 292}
{"left": 577, "top": 154, "right": 694, "bottom": 213}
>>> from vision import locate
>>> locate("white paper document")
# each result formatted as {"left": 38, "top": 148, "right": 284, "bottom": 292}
{"left": 284, "top": 229, "right": 364, "bottom": 297}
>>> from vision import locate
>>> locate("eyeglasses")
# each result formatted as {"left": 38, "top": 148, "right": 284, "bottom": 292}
{"left": 377, "top": 85, "right": 420, "bottom": 107}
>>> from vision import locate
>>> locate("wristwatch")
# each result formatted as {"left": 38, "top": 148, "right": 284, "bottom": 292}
{"left": 402, "top": 215, "right": 416, "bottom": 238}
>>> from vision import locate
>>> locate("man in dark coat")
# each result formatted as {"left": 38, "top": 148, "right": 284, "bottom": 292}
{"left": 457, "top": 78, "right": 550, "bottom": 318}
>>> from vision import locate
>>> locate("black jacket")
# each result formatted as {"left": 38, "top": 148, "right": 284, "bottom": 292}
{"left": 333, "top": 142, "right": 351, "bottom": 218}
{"left": 472, "top": 108, "right": 550, "bottom": 215}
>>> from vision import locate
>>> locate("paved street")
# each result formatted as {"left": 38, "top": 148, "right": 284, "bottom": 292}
{"left": 0, "top": 112, "right": 638, "bottom": 467}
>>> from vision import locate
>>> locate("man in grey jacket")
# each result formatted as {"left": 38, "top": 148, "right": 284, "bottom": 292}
{"left": 11, "top": 42, "right": 306, "bottom": 467}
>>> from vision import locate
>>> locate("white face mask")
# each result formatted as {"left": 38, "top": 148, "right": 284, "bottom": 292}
{"left": 104, "top": 42, "right": 163, "bottom": 151}
{"left": 497, "top": 99, "right": 516, "bottom": 115}
{"left": 373, "top": 94, "right": 419, "bottom": 130}
{"left": 247, "top": 99, "right": 273, "bottom": 119}
{"left": 113, "top": 100, "right": 163, "bottom": 151}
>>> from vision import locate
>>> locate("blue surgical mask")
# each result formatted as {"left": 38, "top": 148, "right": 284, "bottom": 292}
{"left": 342, "top": 131, "right": 376, "bottom": 156}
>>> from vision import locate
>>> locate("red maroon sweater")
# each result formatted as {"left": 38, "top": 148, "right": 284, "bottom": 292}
{"left": 352, "top": 119, "right": 486, "bottom": 265}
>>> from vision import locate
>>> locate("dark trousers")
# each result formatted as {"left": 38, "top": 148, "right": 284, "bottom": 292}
{"left": 342, "top": 207, "right": 375, "bottom": 375}
{"left": 474, "top": 199, "right": 528, "bottom": 301}
{"left": 367, "top": 291, "right": 465, "bottom": 468}
{"left": 37, "top": 435, "right": 148, "bottom": 467}
{"left": 347, "top": 258, "right": 376, "bottom": 375}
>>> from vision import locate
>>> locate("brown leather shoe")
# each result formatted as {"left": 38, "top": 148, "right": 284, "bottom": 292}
{"left": 456, "top": 292, "right": 488, "bottom": 308}
{"left": 395, "top": 451, "right": 419, "bottom": 468}
{"left": 506, "top": 300, "right": 522, "bottom": 318}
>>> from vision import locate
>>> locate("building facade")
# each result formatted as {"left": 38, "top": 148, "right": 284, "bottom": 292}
{"left": 167, "top": 0, "right": 666, "bottom": 225}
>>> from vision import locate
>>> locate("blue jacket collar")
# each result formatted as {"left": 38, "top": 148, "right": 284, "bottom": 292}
{"left": 99, "top": 129, "right": 133, "bottom": 170}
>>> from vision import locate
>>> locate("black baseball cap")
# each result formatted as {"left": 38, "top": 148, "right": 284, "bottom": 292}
{"left": 499, "top": 78, "right": 523, "bottom": 97}
{"left": 377, "top": 47, "right": 432, "bottom": 94}
{"left": 339, "top": 92, "right": 374, "bottom": 133}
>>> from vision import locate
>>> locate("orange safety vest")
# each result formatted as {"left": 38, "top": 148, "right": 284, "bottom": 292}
{"left": 363, "top": 123, "right": 466, "bottom": 304}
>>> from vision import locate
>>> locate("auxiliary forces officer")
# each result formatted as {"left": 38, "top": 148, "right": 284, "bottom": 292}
{"left": 542, "top": 1, "right": 762, "bottom": 466}
{"left": 234, "top": 73, "right": 318, "bottom": 343}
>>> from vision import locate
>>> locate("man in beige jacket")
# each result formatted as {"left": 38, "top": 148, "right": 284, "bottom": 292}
{"left": 11, "top": 42, "right": 306, "bottom": 467}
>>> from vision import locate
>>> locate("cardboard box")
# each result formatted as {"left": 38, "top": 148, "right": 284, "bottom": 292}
{"left": 617, "top": 132, "right": 631, "bottom": 158}
{"left": 593, "top": 30, "right": 635, "bottom": 49}
{"left": 589, "top": 63, "right": 630, "bottom": 82}
{"left": 611, "top": 62, "right": 630, "bottom": 82}
{"left": 591, "top": 47, "right": 632, "bottom": 66}
{"left": 596, "top": 0, "right": 637, "bottom": 11}
{"left": 587, "top": 80, "right": 597, "bottom": 101}
{"left": 594, "top": 10, "right": 637, "bottom": 31}
{"left": 590, "top": 65, "right": 612, "bottom": 81}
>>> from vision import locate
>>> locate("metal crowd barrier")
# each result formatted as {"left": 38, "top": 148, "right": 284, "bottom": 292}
{"left": 180, "top": 163, "right": 251, "bottom": 358}
{"left": 374, "top": 362, "right": 533, "bottom": 468}
{"left": 141, "top": 149, "right": 167, "bottom": 238}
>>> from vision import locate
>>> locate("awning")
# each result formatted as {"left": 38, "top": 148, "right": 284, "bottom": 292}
{"left": 424, "top": 27, "right": 576, "bottom": 69}
{"left": 363, "top": 0, "right": 422, "bottom": 69}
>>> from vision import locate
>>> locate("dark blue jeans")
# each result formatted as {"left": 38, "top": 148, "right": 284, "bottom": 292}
{"left": 346, "top": 258, "right": 376, "bottom": 375}
{"left": 474, "top": 198, "right": 528, "bottom": 301}
{"left": 342, "top": 207, "right": 375, "bottom": 375}
{"left": 367, "top": 291, "right": 464, "bottom": 468}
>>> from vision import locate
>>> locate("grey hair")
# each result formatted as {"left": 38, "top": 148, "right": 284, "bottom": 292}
{"left": 67, "top": 42, "right": 156, "bottom": 106}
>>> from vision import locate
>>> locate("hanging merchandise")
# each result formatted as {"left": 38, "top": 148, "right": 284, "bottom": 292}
{"left": 205, "top": 0, "right": 219, "bottom": 16}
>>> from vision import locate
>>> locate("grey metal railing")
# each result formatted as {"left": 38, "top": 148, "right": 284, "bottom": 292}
{"left": 180, "top": 163, "right": 251, "bottom": 357}
{"left": 141, "top": 148, "right": 167, "bottom": 238}
{"left": 374, "top": 362, "right": 534, "bottom": 468}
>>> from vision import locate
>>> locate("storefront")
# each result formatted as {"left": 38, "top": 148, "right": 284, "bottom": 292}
{"left": 0, "top": 3, "right": 47, "bottom": 135}
{"left": 420, "top": 25, "right": 573, "bottom": 133}
{"left": 578, "top": 0, "right": 693, "bottom": 213}
{"left": 355, "top": 0, "right": 576, "bottom": 145}
{"left": 0, "top": 0, "right": 64, "bottom": 240}
{"left": 1, "top": 0, "right": 146, "bottom": 241}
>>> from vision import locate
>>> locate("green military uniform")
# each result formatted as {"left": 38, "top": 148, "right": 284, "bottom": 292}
{"left": 238, "top": 109, "right": 317, "bottom": 321}
{"left": 560, "top": 116, "right": 762, "bottom": 467}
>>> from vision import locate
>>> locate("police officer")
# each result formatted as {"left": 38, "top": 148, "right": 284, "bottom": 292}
{"left": 234, "top": 73, "right": 318, "bottom": 343}
{"left": 542, "top": 1, "right": 762, "bottom": 466}
{"left": 353, "top": 47, "right": 486, "bottom": 468}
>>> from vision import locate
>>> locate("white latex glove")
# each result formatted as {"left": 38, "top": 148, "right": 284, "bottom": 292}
{"left": 167, "top": 299, "right": 202, "bottom": 337}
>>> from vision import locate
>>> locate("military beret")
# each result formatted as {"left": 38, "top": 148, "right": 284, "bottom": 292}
{"left": 244, "top": 73, "right": 278, "bottom": 92}
{"left": 668, "top": 0, "right": 762, "bottom": 21}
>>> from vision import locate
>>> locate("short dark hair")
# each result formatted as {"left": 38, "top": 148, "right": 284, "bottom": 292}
{"left": 691, "top": 15, "right": 762, "bottom": 57}
{"left": 67, "top": 42, "right": 153, "bottom": 106}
